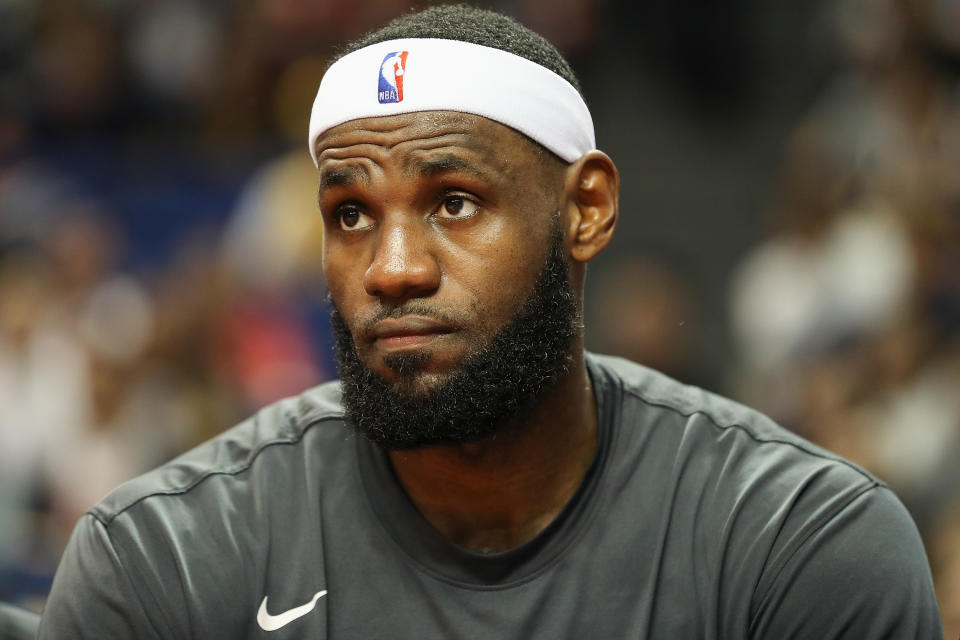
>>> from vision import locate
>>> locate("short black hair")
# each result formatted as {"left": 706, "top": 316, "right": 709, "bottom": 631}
{"left": 338, "top": 4, "right": 583, "bottom": 97}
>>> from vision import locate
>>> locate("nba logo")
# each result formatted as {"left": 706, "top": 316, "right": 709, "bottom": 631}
{"left": 378, "top": 51, "right": 408, "bottom": 104}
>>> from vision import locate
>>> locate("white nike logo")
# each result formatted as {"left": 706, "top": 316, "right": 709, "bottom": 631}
{"left": 256, "top": 591, "right": 327, "bottom": 631}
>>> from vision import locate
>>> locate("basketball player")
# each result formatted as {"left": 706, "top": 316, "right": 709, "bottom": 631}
{"left": 39, "top": 6, "right": 942, "bottom": 638}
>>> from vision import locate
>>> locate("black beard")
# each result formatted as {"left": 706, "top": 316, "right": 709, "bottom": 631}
{"left": 330, "top": 220, "right": 579, "bottom": 450}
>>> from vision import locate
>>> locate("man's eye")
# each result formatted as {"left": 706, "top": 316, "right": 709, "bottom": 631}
{"left": 336, "top": 206, "right": 373, "bottom": 231}
{"left": 437, "top": 196, "right": 480, "bottom": 219}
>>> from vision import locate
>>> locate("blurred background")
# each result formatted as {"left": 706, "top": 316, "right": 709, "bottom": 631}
{"left": 0, "top": 0, "right": 958, "bottom": 633}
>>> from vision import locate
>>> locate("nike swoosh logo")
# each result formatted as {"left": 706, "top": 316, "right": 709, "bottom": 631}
{"left": 257, "top": 590, "right": 327, "bottom": 631}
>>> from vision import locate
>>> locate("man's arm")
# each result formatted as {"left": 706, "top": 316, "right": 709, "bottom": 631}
{"left": 38, "top": 514, "right": 168, "bottom": 639}
{"left": 749, "top": 486, "right": 943, "bottom": 639}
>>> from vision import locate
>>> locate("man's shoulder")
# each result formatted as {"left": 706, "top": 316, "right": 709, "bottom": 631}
{"left": 589, "top": 352, "right": 879, "bottom": 488}
{"left": 90, "top": 380, "right": 349, "bottom": 525}
{"left": 588, "top": 354, "right": 942, "bottom": 636}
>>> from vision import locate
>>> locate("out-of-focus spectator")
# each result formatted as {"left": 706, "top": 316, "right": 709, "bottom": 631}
{"left": 219, "top": 55, "right": 332, "bottom": 409}
{"left": 222, "top": 58, "right": 327, "bottom": 292}
{"left": 0, "top": 244, "right": 67, "bottom": 571}
{"left": 29, "top": 0, "right": 122, "bottom": 130}
{"left": 45, "top": 274, "right": 162, "bottom": 537}
{"left": 729, "top": 122, "right": 915, "bottom": 424}
{"left": 125, "top": 1, "right": 224, "bottom": 117}
{"left": 147, "top": 233, "right": 240, "bottom": 448}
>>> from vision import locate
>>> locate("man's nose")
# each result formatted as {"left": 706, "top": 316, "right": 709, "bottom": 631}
{"left": 362, "top": 220, "right": 441, "bottom": 302}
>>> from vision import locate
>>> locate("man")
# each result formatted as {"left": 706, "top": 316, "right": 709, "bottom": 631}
{"left": 39, "top": 6, "right": 942, "bottom": 638}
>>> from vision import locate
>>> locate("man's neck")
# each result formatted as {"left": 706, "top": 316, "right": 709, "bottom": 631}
{"left": 387, "top": 352, "right": 597, "bottom": 553}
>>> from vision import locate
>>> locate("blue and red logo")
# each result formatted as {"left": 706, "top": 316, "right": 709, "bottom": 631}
{"left": 378, "top": 51, "right": 409, "bottom": 104}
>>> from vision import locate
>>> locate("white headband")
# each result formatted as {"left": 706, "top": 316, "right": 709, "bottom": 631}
{"left": 308, "top": 38, "right": 595, "bottom": 165}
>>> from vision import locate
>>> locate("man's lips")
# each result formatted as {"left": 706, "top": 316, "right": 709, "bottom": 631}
{"left": 368, "top": 316, "right": 454, "bottom": 350}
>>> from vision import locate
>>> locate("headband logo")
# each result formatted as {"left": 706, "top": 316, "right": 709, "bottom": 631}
{"left": 378, "top": 51, "right": 408, "bottom": 104}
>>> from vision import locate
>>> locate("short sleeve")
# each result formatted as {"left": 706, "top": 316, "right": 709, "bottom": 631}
{"left": 38, "top": 514, "right": 166, "bottom": 639}
{"left": 749, "top": 486, "right": 943, "bottom": 639}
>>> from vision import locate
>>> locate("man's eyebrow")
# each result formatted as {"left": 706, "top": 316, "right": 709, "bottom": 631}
{"left": 318, "top": 165, "right": 370, "bottom": 193}
{"left": 407, "top": 154, "right": 489, "bottom": 180}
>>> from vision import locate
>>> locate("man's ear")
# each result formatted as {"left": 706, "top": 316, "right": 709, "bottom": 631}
{"left": 563, "top": 151, "right": 619, "bottom": 263}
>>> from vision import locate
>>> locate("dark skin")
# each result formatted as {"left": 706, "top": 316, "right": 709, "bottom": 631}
{"left": 316, "top": 110, "right": 619, "bottom": 552}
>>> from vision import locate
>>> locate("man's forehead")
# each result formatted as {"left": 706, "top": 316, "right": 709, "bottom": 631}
{"left": 313, "top": 110, "right": 539, "bottom": 169}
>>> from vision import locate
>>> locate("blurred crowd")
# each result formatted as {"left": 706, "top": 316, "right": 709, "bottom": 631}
{"left": 731, "top": 1, "right": 960, "bottom": 632}
{"left": 1, "top": 0, "right": 959, "bottom": 634}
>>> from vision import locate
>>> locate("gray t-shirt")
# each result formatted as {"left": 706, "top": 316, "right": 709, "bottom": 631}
{"left": 38, "top": 354, "right": 943, "bottom": 638}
